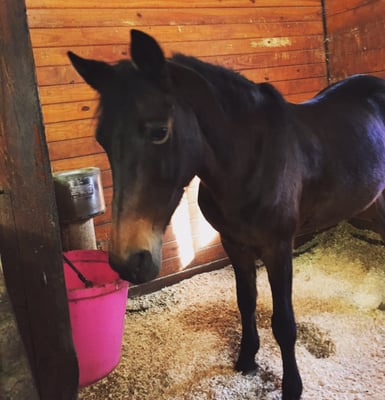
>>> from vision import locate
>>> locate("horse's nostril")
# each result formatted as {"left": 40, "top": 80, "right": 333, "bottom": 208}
{"left": 109, "top": 250, "right": 159, "bottom": 284}
{"left": 130, "top": 250, "right": 152, "bottom": 268}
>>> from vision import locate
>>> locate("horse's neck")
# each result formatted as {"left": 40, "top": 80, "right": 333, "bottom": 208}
{"left": 195, "top": 84, "right": 294, "bottom": 207}
{"left": 171, "top": 57, "right": 293, "bottom": 203}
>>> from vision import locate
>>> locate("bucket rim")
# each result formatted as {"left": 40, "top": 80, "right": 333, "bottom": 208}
{"left": 63, "top": 249, "right": 130, "bottom": 300}
{"left": 53, "top": 167, "right": 101, "bottom": 179}
{"left": 67, "top": 279, "right": 129, "bottom": 301}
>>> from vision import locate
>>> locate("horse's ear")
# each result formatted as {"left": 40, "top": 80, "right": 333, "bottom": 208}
{"left": 68, "top": 51, "right": 115, "bottom": 93}
{"left": 130, "top": 29, "right": 166, "bottom": 79}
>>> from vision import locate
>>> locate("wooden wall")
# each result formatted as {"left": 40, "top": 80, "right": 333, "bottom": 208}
{"left": 326, "top": 0, "right": 385, "bottom": 82}
{"left": 25, "top": 0, "right": 327, "bottom": 283}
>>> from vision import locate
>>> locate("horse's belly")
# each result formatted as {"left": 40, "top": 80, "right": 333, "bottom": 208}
{"left": 299, "top": 188, "right": 380, "bottom": 234}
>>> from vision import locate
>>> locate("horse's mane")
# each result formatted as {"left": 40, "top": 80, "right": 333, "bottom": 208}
{"left": 171, "top": 53, "right": 286, "bottom": 117}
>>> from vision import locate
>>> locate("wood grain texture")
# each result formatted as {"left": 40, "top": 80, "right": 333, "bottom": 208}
{"left": 33, "top": 35, "right": 324, "bottom": 67}
{"left": 30, "top": 22, "right": 322, "bottom": 48}
{"left": 326, "top": 0, "right": 385, "bottom": 81}
{"left": 26, "top": 0, "right": 322, "bottom": 9}
{"left": 0, "top": 0, "right": 78, "bottom": 397}
{"left": 27, "top": 7, "right": 321, "bottom": 29}
{"left": 326, "top": 0, "right": 385, "bottom": 31}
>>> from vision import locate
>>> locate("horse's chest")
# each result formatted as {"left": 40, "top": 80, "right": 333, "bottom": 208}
{"left": 197, "top": 185, "right": 271, "bottom": 246}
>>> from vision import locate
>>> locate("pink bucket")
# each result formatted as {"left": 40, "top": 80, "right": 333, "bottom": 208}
{"left": 63, "top": 250, "right": 129, "bottom": 387}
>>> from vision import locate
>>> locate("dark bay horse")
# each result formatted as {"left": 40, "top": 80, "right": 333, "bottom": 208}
{"left": 68, "top": 30, "right": 385, "bottom": 399}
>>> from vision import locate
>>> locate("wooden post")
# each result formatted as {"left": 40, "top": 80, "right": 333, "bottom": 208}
{"left": 0, "top": 1, "right": 79, "bottom": 399}
{"left": 0, "top": 258, "right": 39, "bottom": 400}
{"left": 61, "top": 219, "right": 98, "bottom": 251}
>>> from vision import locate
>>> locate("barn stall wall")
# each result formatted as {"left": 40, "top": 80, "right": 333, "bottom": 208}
{"left": 25, "top": 0, "right": 327, "bottom": 290}
{"left": 326, "top": 0, "right": 385, "bottom": 82}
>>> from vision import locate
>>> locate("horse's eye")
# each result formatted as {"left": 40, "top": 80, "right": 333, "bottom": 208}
{"left": 150, "top": 126, "right": 170, "bottom": 144}
{"left": 144, "top": 118, "right": 173, "bottom": 145}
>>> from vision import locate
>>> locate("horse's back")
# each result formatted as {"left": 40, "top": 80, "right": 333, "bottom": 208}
{"left": 294, "top": 74, "right": 385, "bottom": 134}
{"left": 304, "top": 74, "right": 385, "bottom": 105}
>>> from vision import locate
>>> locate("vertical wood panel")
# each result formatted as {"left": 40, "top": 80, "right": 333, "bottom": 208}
{"left": 0, "top": 1, "right": 78, "bottom": 397}
{"left": 326, "top": 0, "right": 385, "bottom": 82}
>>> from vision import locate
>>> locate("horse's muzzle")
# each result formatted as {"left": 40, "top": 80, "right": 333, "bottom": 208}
{"left": 109, "top": 250, "right": 160, "bottom": 284}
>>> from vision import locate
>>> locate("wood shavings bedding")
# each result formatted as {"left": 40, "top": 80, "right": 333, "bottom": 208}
{"left": 79, "top": 222, "right": 385, "bottom": 399}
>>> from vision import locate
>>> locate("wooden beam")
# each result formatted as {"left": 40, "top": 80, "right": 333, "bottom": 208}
{"left": 0, "top": 260, "right": 39, "bottom": 400}
{"left": 0, "top": 1, "right": 78, "bottom": 399}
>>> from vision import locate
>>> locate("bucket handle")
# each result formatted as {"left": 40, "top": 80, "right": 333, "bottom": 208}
{"left": 63, "top": 255, "right": 94, "bottom": 288}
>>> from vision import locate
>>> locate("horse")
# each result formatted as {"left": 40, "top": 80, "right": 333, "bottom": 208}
{"left": 68, "top": 29, "right": 385, "bottom": 399}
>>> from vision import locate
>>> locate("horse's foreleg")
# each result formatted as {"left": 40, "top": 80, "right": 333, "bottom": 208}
{"left": 374, "top": 191, "right": 385, "bottom": 242}
{"left": 221, "top": 237, "right": 259, "bottom": 373}
{"left": 263, "top": 242, "right": 302, "bottom": 400}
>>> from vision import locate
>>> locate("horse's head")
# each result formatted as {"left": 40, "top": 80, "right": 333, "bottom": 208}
{"left": 68, "top": 30, "right": 207, "bottom": 284}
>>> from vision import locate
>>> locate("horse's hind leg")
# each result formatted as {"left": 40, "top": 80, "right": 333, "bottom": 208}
{"left": 221, "top": 236, "right": 259, "bottom": 372}
{"left": 262, "top": 241, "right": 302, "bottom": 400}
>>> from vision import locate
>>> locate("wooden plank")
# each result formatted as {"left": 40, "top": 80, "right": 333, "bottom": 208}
{"left": 33, "top": 35, "right": 324, "bottom": 67}
{"left": 0, "top": 197, "right": 40, "bottom": 400}
{"left": 36, "top": 64, "right": 78, "bottom": 87}
{"left": 329, "top": 49, "right": 385, "bottom": 80}
{"left": 36, "top": 48, "right": 325, "bottom": 86}
{"left": 325, "top": 0, "right": 378, "bottom": 17}
{"left": 0, "top": 1, "right": 78, "bottom": 398}
{"left": 204, "top": 48, "right": 325, "bottom": 73}
{"left": 128, "top": 258, "right": 229, "bottom": 298}
{"left": 26, "top": 0, "right": 322, "bottom": 9}
{"left": 286, "top": 91, "right": 322, "bottom": 103}
{"left": 274, "top": 76, "right": 327, "bottom": 96}
{"left": 101, "top": 169, "right": 113, "bottom": 188}
{"left": 326, "top": 0, "right": 385, "bottom": 32}
{"left": 94, "top": 222, "right": 113, "bottom": 242}
{"left": 45, "top": 119, "right": 96, "bottom": 142}
{"left": 42, "top": 99, "right": 98, "bottom": 124}
{"left": 27, "top": 7, "right": 322, "bottom": 29}
{"left": 50, "top": 153, "right": 110, "bottom": 173}
{"left": 161, "top": 242, "right": 227, "bottom": 276}
{"left": 38, "top": 83, "right": 97, "bottom": 105}
{"left": 328, "top": 21, "right": 385, "bottom": 56}
{"left": 29, "top": 22, "right": 323, "bottom": 48}
{"left": 47, "top": 137, "right": 103, "bottom": 161}
{"left": 243, "top": 62, "right": 326, "bottom": 84}
{"left": 167, "top": 36, "right": 324, "bottom": 58}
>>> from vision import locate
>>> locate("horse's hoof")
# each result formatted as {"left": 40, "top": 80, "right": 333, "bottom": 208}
{"left": 235, "top": 358, "right": 258, "bottom": 375}
{"left": 282, "top": 393, "right": 302, "bottom": 400}
{"left": 282, "top": 376, "right": 302, "bottom": 400}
